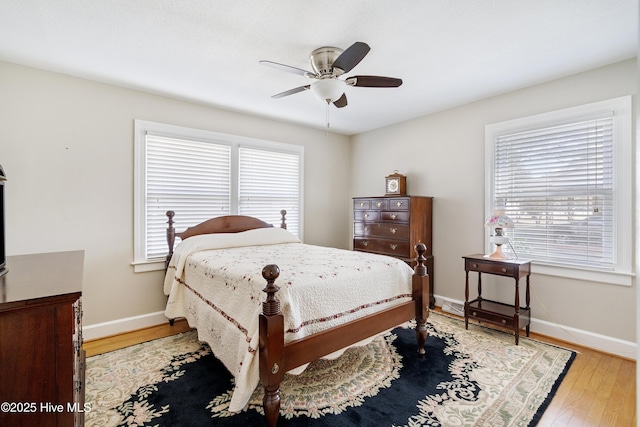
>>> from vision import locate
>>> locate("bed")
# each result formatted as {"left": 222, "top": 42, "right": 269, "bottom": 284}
{"left": 164, "top": 210, "right": 430, "bottom": 427}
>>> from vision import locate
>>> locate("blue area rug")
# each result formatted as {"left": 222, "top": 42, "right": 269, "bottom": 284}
{"left": 86, "top": 312, "right": 574, "bottom": 426}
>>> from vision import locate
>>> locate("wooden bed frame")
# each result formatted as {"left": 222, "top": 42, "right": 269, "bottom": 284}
{"left": 165, "top": 210, "right": 430, "bottom": 427}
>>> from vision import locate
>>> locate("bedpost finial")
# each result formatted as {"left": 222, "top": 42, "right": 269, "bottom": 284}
{"left": 262, "top": 264, "right": 281, "bottom": 316}
{"left": 166, "top": 211, "right": 175, "bottom": 236}
{"left": 166, "top": 211, "right": 177, "bottom": 269}
{"left": 280, "top": 210, "right": 287, "bottom": 230}
{"left": 262, "top": 264, "right": 280, "bottom": 281}
{"left": 414, "top": 242, "right": 428, "bottom": 276}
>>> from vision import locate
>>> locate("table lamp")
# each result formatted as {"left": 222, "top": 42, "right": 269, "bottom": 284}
{"left": 484, "top": 209, "right": 514, "bottom": 259}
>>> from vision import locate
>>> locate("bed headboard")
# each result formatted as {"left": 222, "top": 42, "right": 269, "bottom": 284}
{"left": 165, "top": 210, "right": 288, "bottom": 266}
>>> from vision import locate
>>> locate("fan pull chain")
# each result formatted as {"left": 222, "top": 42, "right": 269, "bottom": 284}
{"left": 325, "top": 100, "right": 330, "bottom": 138}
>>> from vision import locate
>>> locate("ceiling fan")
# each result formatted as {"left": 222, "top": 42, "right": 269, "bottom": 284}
{"left": 259, "top": 42, "right": 403, "bottom": 108}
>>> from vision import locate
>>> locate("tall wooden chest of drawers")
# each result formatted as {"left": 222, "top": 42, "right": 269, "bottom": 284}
{"left": 353, "top": 196, "right": 434, "bottom": 307}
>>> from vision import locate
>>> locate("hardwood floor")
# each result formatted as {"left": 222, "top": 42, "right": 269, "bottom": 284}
{"left": 530, "top": 332, "right": 636, "bottom": 426}
{"left": 83, "top": 319, "right": 193, "bottom": 357}
{"left": 83, "top": 312, "right": 636, "bottom": 427}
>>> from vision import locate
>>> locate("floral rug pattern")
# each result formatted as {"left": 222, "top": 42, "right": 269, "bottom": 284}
{"left": 209, "top": 331, "right": 403, "bottom": 420}
{"left": 85, "top": 313, "right": 574, "bottom": 426}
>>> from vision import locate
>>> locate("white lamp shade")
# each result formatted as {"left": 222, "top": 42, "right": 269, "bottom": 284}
{"left": 310, "top": 79, "right": 345, "bottom": 102}
{"left": 484, "top": 212, "right": 514, "bottom": 229}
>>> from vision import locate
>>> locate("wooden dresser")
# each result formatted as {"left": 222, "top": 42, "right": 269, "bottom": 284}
{"left": 0, "top": 251, "right": 85, "bottom": 427}
{"left": 353, "top": 196, "right": 434, "bottom": 307}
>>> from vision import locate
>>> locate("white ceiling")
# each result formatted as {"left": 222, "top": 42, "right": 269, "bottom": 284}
{"left": 0, "top": 0, "right": 637, "bottom": 135}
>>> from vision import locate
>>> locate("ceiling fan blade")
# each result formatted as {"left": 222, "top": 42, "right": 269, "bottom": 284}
{"left": 332, "top": 42, "right": 370, "bottom": 74}
{"left": 259, "top": 60, "right": 316, "bottom": 78}
{"left": 333, "top": 93, "right": 347, "bottom": 108}
{"left": 271, "top": 85, "right": 310, "bottom": 98}
{"left": 345, "top": 75, "right": 403, "bottom": 88}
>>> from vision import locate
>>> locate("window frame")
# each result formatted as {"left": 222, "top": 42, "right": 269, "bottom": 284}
{"left": 484, "top": 96, "right": 633, "bottom": 286}
{"left": 133, "top": 120, "right": 304, "bottom": 272}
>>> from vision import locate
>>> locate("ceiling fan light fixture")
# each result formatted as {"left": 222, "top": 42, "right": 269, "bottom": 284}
{"left": 310, "top": 79, "right": 345, "bottom": 103}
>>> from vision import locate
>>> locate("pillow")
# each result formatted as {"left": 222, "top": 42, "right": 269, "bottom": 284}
{"left": 179, "top": 226, "right": 300, "bottom": 250}
{"left": 168, "top": 227, "right": 301, "bottom": 282}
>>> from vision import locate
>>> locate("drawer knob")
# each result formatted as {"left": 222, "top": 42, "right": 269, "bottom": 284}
{"left": 390, "top": 227, "right": 398, "bottom": 234}
{"left": 362, "top": 241, "right": 369, "bottom": 247}
{"left": 501, "top": 268, "right": 507, "bottom": 273}
{"left": 360, "top": 202, "right": 365, "bottom": 207}
{"left": 502, "top": 319, "right": 507, "bottom": 324}
{"left": 390, "top": 244, "right": 398, "bottom": 250}
{"left": 364, "top": 213, "right": 369, "bottom": 218}
{"left": 364, "top": 226, "right": 370, "bottom": 231}
{"left": 472, "top": 311, "right": 477, "bottom": 316}
{"left": 396, "top": 201, "right": 403, "bottom": 207}
{"left": 390, "top": 214, "right": 397, "bottom": 220}
{"left": 472, "top": 263, "right": 478, "bottom": 268}
{"left": 376, "top": 202, "right": 382, "bottom": 207}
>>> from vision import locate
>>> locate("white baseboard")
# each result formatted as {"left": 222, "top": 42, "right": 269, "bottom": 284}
{"left": 441, "top": 300, "right": 465, "bottom": 316}
{"left": 83, "top": 310, "right": 169, "bottom": 341}
{"left": 435, "top": 296, "right": 636, "bottom": 360}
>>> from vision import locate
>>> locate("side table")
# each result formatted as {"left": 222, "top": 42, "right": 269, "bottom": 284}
{"left": 463, "top": 254, "right": 532, "bottom": 345}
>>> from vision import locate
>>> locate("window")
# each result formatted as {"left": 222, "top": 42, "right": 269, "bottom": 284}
{"left": 485, "top": 96, "right": 632, "bottom": 286}
{"left": 238, "top": 147, "right": 300, "bottom": 236}
{"left": 133, "top": 121, "right": 303, "bottom": 271}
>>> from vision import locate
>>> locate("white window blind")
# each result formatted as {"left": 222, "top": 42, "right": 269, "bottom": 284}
{"left": 134, "top": 120, "right": 304, "bottom": 270}
{"left": 494, "top": 116, "right": 614, "bottom": 269}
{"left": 238, "top": 147, "right": 300, "bottom": 237}
{"left": 145, "top": 135, "right": 231, "bottom": 259}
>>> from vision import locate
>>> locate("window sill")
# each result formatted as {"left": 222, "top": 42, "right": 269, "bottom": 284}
{"left": 531, "top": 262, "right": 634, "bottom": 286}
{"left": 131, "top": 260, "right": 165, "bottom": 273}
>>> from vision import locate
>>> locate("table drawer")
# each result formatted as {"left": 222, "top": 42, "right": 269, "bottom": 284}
{"left": 354, "top": 238, "right": 410, "bottom": 257}
{"left": 466, "top": 259, "right": 515, "bottom": 276}
{"left": 468, "top": 308, "right": 514, "bottom": 328}
{"left": 466, "top": 299, "right": 530, "bottom": 331}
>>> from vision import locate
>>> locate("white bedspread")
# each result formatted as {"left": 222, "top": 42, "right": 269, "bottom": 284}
{"left": 164, "top": 227, "right": 414, "bottom": 412}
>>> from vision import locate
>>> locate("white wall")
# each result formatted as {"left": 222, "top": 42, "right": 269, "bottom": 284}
{"left": 351, "top": 59, "right": 637, "bottom": 357}
{"left": 0, "top": 61, "right": 351, "bottom": 332}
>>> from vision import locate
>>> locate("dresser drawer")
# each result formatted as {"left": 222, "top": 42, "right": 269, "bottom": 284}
{"left": 381, "top": 211, "right": 410, "bottom": 222}
{"left": 354, "top": 222, "right": 410, "bottom": 239}
{"left": 370, "top": 199, "right": 388, "bottom": 210}
{"left": 355, "top": 210, "right": 380, "bottom": 222}
{"left": 354, "top": 238, "right": 410, "bottom": 257}
{"left": 354, "top": 199, "right": 371, "bottom": 210}
{"left": 388, "top": 198, "right": 410, "bottom": 210}
{"left": 354, "top": 199, "right": 389, "bottom": 211}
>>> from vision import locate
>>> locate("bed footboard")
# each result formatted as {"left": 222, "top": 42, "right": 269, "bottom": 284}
{"left": 258, "top": 244, "right": 430, "bottom": 427}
